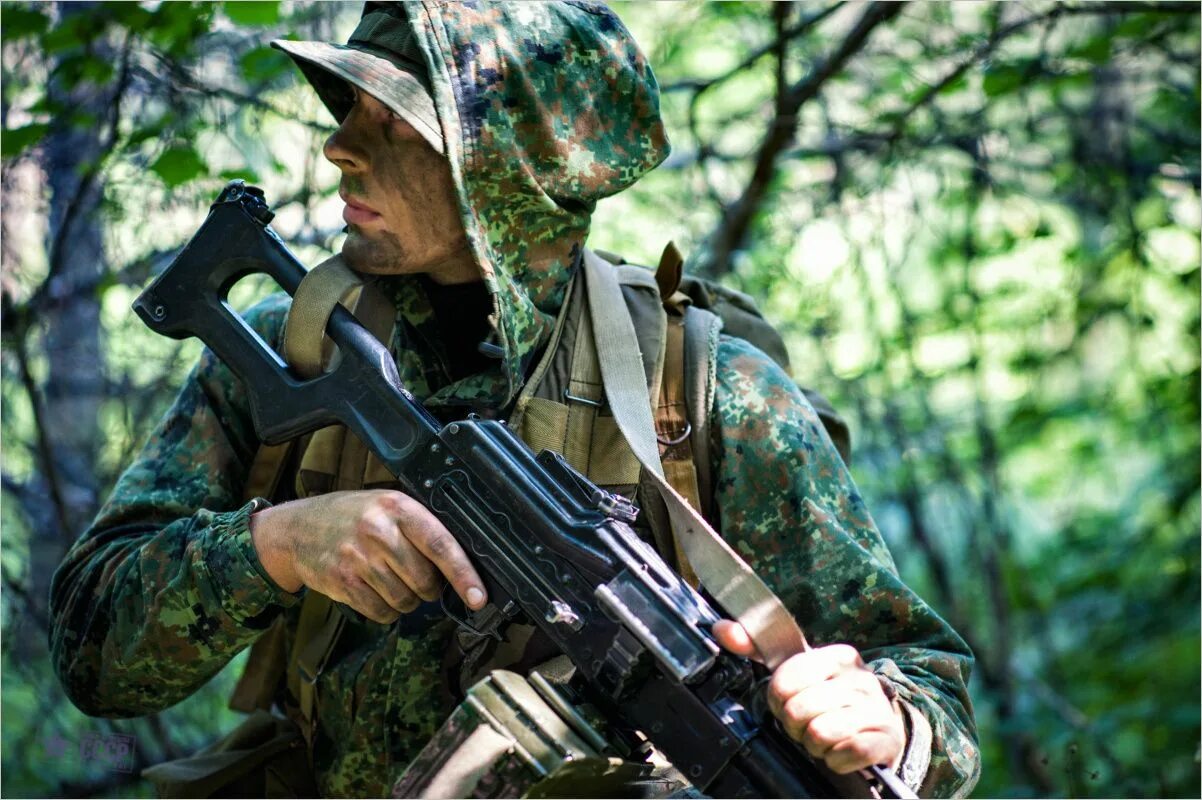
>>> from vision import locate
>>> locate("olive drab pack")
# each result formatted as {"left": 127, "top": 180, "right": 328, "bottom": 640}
{"left": 219, "top": 244, "right": 852, "bottom": 797}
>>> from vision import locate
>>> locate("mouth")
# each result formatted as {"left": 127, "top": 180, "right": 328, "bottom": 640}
{"left": 340, "top": 191, "right": 382, "bottom": 226}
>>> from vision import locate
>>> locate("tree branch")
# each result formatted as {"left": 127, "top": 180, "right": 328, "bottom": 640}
{"left": 661, "top": 2, "right": 845, "bottom": 95}
{"left": 46, "top": 31, "right": 133, "bottom": 282}
{"left": 695, "top": 1, "right": 907, "bottom": 277}
{"left": 7, "top": 305, "right": 74, "bottom": 541}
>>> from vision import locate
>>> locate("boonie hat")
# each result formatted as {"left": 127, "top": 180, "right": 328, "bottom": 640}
{"left": 272, "top": 2, "right": 444, "bottom": 155}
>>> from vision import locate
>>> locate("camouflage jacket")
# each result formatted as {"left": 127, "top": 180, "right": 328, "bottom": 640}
{"left": 49, "top": 2, "right": 979, "bottom": 797}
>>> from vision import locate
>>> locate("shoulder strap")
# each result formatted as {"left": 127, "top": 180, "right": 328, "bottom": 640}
{"left": 654, "top": 312, "right": 701, "bottom": 589}
{"left": 582, "top": 249, "right": 810, "bottom": 669}
{"left": 230, "top": 258, "right": 396, "bottom": 737}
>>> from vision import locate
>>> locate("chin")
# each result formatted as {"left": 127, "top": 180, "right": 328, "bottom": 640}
{"left": 341, "top": 232, "right": 412, "bottom": 276}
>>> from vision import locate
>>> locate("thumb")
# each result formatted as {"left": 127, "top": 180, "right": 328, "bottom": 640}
{"left": 712, "top": 619, "right": 764, "bottom": 663}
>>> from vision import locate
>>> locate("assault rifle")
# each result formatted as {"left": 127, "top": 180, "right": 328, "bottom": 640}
{"left": 134, "top": 182, "right": 914, "bottom": 799}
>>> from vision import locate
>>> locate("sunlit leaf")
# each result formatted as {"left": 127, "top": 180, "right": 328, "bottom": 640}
{"left": 219, "top": 168, "right": 262, "bottom": 185}
{"left": 982, "top": 62, "right": 1030, "bottom": 97}
{"left": 149, "top": 145, "right": 208, "bottom": 187}
{"left": 239, "top": 45, "right": 289, "bottom": 82}
{"left": 224, "top": 1, "right": 281, "bottom": 27}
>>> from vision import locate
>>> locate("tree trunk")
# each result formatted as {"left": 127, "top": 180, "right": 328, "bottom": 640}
{"left": 26, "top": 0, "right": 113, "bottom": 637}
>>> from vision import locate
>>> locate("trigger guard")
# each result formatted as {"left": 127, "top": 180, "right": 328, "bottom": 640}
{"left": 440, "top": 583, "right": 506, "bottom": 641}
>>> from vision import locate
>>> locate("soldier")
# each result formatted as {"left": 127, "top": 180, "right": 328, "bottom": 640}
{"left": 49, "top": 2, "right": 980, "bottom": 797}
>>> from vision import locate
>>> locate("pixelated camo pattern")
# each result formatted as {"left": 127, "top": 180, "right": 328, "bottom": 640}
{"left": 410, "top": 0, "right": 669, "bottom": 407}
{"left": 48, "top": 1, "right": 978, "bottom": 797}
{"left": 715, "top": 336, "right": 980, "bottom": 796}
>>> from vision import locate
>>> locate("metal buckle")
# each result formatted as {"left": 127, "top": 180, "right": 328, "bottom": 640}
{"left": 563, "top": 388, "right": 602, "bottom": 407}
{"left": 656, "top": 422, "right": 692, "bottom": 446}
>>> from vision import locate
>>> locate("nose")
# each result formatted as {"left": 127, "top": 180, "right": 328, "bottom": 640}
{"left": 323, "top": 106, "right": 367, "bottom": 172}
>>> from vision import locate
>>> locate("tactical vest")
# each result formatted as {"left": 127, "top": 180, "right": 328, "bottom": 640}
{"left": 225, "top": 244, "right": 852, "bottom": 777}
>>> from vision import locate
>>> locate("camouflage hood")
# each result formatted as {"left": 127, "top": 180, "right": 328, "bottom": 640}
{"left": 378, "top": 1, "right": 668, "bottom": 407}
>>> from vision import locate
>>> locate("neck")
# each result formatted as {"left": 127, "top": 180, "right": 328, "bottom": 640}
{"left": 424, "top": 247, "right": 482, "bottom": 286}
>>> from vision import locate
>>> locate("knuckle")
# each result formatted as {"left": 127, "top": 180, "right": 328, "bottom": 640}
{"left": 354, "top": 510, "right": 389, "bottom": 542}
{"left": 831, "top": 643, "right": 862, "bottom": 666}
{"left": 769, "top": 665, "right": 799, "bottom": 707}
{"left": 382, "top": 490, "right": 419, "bottom": 520}
{"left": 446, "top": 560, "right": 478, "bottom": 587}
{"left": 423, "top": 528, "right": 456, "bottom": 560}
{"left": 369, "top": 604, "right": 399, "bottom": 625}
{"left": 413, "top": 572, "right": 443, "bottom": 601}
{"left": 805, "top": 715, "right": 835, "bottom": 748}
{"left": 396, "top": 591, "right": 421, "bottom": 613}
{"left": 767, "top": 677, "right": 789, "bottom": 711}
{"left": 336, "top": 540, "right": 359, "bottom": 562}
{"left": 334, "top": 560, "right": 358, "bottom": 586}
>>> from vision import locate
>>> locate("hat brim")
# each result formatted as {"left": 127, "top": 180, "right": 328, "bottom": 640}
{"left": 272, "top": 39, "right": 444, "bottom": 156}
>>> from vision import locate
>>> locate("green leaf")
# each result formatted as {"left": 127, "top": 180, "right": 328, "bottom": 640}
{"left": 79, "top": 53, "right": 116, "bottom": 85}
{"left": 147, "top": 3, "right": 216, "bottom": 57}
{"left": 150, "top": 145, "right": 208, "bottom": 187}
{"left": 107, "top": 3, "right": 154, "bottom": 31}
{"left": 1, "top": 123, "right": 50, "bottom": 158}
{"left": 224, "top": 1, "right": 280, "bottom": 27}
{"left": 219, "top": 168, "right": 262, "bottom": 184}
{"left": 239, "top": 45, "right": 289, "bottom": 82}
{"left": 0, "top": 6, "right": 50, "bottom": 42}
{"left": 982, "top": 63, "right": 1028, "bottom": 97}
{"left": 1068, "top": 35, "right": 1112, "bottom": 64}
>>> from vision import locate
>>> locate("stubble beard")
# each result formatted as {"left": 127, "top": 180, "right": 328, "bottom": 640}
{"left": 341, "top": 226, "right": 410, "bottom": 275}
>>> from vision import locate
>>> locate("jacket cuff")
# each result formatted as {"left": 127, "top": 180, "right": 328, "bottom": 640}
{"left": 872, "top": 661, "right": 933, "bottom": 793}
{"left": 204, "top": 499, "right": 303, "bottom": 625}
{"left": 895, "top": 694, "right": 934, "bottom": 791}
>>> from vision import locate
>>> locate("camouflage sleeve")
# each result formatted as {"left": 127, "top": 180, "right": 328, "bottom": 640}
{"left": 711, "top": 335, "right": 980, "bottom": 798}
{"left": 48, "top": 294, "right": 302, "bottom": 717}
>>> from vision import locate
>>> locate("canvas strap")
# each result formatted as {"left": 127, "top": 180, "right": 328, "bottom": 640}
{"left": 581, "top": 248, "right": 809, "bottom": 669}
{"left": 283, "top": 254, "right": 396, "bottom": 379}
{"left": 274, "top": 255, "right": 398, "bottom": 746}
{"left": 654, "top": 312, "right": 701, "bottom": 589}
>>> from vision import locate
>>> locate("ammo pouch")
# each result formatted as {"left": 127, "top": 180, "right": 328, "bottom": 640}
{"left": 391, "top": 670, "right": 688, "bottom": 799}
{"left": 141, "top": 710, "right": 317, "bottom": 798}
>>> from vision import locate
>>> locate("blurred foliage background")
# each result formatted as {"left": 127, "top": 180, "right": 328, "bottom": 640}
{"left": 1, "top": 1, "right": 1198, "bottom": 797}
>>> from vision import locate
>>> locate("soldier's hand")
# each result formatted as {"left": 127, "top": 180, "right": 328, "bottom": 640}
{"left": 249, "top": 489, "right": 486, "bottom": 623}
{"left": 712, "top": 620, "right": 906, "bottom": 774}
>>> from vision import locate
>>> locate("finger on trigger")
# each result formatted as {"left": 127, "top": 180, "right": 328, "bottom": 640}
{"left": 401, "top": 503, "right": 486, "bottom": 609}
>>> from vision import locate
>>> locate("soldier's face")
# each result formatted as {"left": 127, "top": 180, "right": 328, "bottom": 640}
{"left": 324, "top": 87, "right": 476, "bottom": 283}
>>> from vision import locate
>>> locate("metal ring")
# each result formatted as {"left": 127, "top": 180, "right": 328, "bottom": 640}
{"left": 656, "top": 422, "right": 692, "bottom": 446}
{"left": 563, "top": 389, "right": 602, "bottom": 408}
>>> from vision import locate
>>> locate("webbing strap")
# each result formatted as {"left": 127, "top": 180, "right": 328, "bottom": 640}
{"left": 282, "top": 255, "right": 363, "bottom": 379}
{"left": 582, "top": 249, "right": 809, "bottom": 669}
{"left": 277, "top": 257, "right": 397, "bottom": 745}
{"left": 655, "top": 316, "right": 700, "bottom": 588}
{"left": 286, "top": 592, "right": 344, "bottom": 747}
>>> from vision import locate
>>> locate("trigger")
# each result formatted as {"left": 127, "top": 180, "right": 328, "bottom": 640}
{"left": 440, "top": 583, "right": 513, "bottom": 641}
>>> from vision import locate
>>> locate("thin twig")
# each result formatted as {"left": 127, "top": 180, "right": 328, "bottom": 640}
{"left": 10, "top": 312, "right": 74, "bottom": 540}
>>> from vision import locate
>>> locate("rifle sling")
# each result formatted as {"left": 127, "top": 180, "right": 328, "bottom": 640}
{"left": 581, "top": 248, "right": 810, "bottom": 669}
